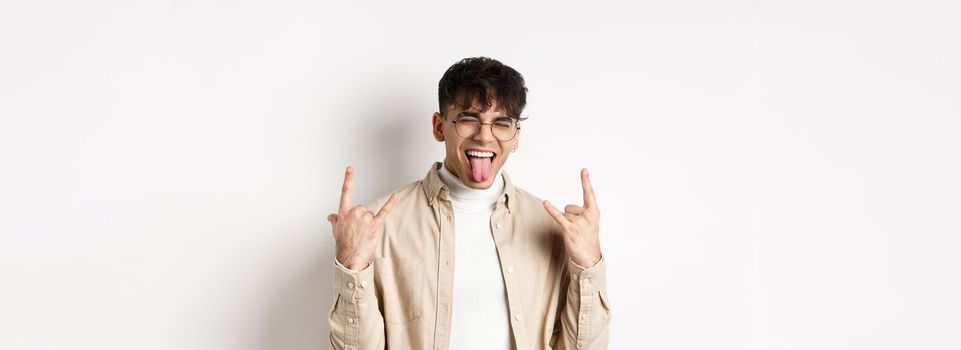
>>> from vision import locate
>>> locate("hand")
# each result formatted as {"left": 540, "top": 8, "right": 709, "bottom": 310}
{"left": 544, "top": 168, "right": 602, "bottom": 268}
{"left": 326, "top": 166, "right": 398, "bottom": 271}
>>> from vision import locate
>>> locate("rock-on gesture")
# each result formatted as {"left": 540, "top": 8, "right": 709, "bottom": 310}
{"left": 543, "top": 168, "right": 602, "bottom": 268}
{"left": 327, "top": 166, "right": 398, "bottom": 271}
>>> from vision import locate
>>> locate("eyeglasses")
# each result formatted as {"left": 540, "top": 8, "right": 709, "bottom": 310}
{"left": 448, "top": 115, "right": 521, "bottom": 141}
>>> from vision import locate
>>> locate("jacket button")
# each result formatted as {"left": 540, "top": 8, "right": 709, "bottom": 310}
{"left": 495, "top": 223, "right": 503, "bottom": 229}
{"left": 347, "top": 282, "right": 354, "bottom": 288}
{"left": 506, "top": 266, "right": 514, "bottom": 274}
{"left": 514, "top": 313, "right": 522, "bottom": 321}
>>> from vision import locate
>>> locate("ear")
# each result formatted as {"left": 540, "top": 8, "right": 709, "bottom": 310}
{"left": 432, "top": 112, "right": 445, "bottom": 142}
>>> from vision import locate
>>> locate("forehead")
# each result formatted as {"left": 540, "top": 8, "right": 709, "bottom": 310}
{"left": 444, "top": 99, "right": 507, "bottom": 117}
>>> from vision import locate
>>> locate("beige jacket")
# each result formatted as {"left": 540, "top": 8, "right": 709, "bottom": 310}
{"left": 328, "top": 162, "right": 610, "bottom": 349}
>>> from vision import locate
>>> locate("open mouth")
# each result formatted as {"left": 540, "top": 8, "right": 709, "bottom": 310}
{"left": 465, "top": 150, "right": 496, "bottom": 183}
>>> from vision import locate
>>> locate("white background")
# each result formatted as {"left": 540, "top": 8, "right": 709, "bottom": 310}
{"left": 1, "top": 0, "right": 959, "bottom": 349}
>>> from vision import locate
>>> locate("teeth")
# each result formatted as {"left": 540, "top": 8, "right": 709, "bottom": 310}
{"left": 466, "top": 150, "right": 494, "bottom": 158}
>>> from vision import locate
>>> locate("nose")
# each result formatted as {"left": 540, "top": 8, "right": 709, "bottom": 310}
{"left": 472, "top": 122, "right": 496, "bottom": 143}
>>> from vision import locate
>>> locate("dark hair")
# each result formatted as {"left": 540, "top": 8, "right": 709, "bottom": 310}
{"left": 438, "top": 57, "right": 528, "bottom": 120}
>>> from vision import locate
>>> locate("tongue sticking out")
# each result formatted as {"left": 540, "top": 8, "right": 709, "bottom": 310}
{"left": 468, "top": 156, "right": 493, "bottom": 183}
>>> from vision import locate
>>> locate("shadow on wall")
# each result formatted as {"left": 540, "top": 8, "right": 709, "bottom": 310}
{"left": 260, "top": 81, "right": 427, "bottom": 349}
{"left": 260, "top": 250, "right": 334, "bottom": 350}
{"left": 363, "top": 114, "right": 429, "bottom": 201}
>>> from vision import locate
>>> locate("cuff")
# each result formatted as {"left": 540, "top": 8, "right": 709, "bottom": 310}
{"left": 568, "top": 256, "right": 607, "bottom": 295}
{"left": 333, "top": 258, "right": 375, "bottom": 299}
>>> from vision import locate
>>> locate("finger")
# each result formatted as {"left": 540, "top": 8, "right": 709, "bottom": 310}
{"left": 327, "top": 213, "right": 338, "bottom": 223}
{"left": 564, "top": 204, "right": 585, "bottom": 215}
{"left": 543, "top": 200, "right": 571, "bottom": 225}
{"left": 581, "top": 168, "right": 597, "bottom": 209}
{"left": 339, "top": 166, "right": 354, "bottom": 214}
{"left": 374, "top": 192, "right": 398, "bottom": 223}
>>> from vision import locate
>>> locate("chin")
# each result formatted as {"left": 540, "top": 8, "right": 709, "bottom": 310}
{"left": 464, "top": 177, "right": 491, "bottom": 188}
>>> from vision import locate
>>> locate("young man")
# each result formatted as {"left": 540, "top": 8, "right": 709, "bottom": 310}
{"left": 327, "top": 57, "right": 610, "bottom": 349}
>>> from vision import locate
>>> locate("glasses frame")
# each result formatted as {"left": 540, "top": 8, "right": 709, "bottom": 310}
{"left": 446, "top": 114, "right": 523, "bottom": 142}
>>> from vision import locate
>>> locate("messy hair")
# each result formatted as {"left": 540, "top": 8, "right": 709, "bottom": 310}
{"left": 438, "top": 57, "right": 528, "bottom": 120}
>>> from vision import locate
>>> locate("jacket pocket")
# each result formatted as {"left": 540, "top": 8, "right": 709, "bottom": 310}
{"left": 375, "top": 256, "right": 424, "bottom": 324}
{"left": 328, "top": 293, "right": 339, "bottom": 320}
{"left": 599, "top": 289, "right": 611, "bottom": 319}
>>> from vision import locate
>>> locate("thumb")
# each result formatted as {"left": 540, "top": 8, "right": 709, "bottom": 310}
{"left": 327, "top": 213, "right": 338, "bottom": 224}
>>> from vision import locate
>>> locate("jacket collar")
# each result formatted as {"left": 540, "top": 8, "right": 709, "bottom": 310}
{"left": 424, "top": 161, "right": 514, "bottom": 213}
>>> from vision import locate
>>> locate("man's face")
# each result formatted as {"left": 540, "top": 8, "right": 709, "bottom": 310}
{"left": 432, "top": 101, "right": 521, "bottom": 189}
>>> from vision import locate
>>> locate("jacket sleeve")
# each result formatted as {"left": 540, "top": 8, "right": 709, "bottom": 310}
{"left": 328, "top": 259, "right": 386, "bottom": 350}
{"left": 552, "top": 257, "right": 611, "bottom": 349}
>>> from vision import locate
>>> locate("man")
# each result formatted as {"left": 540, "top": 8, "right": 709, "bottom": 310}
{"left": 327, "top": 57, "right": 610, "bottom": 349}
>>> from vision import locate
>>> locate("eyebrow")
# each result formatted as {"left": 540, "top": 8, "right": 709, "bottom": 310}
{"left": 458, "top": 111, "right": 512, "bottom": 120}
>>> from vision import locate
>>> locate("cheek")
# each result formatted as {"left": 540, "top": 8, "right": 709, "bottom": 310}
{"left": 446, "top": 141, "right": 462, "bottom": 157}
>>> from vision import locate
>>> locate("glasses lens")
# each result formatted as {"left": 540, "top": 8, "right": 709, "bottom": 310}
{"left": 453, "top": 117, "right": 517, "bottom": 141}
{"left": 455, "top": 118, "right": 481, "bottom": 138}
{"left": 492, "top": 120, "right": 517, "bottom": 141}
